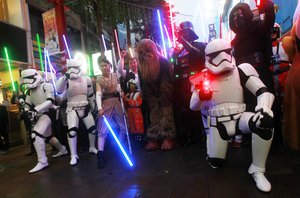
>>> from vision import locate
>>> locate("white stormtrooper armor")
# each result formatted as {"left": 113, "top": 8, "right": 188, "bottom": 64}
{"left": 56, "top": 59, "right": 97, "bottom": 166}
{"left": 21, "top": 69, "right": 68, "bottom": 173}
{"left": 190, "top": 39, "right": 274, "bottom": 192}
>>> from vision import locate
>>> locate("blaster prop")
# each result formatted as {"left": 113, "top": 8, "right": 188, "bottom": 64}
{"left": 189, "top": 70, "right": 213, "bottom": 101}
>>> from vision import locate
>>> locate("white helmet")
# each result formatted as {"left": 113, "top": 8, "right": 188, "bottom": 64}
{"left": 66, "top": 59, "right": 82, "bottom": 79}
{"left": 21, "top": 69, "right": 43, "bottom": 89}
{"left": 127, "top": 78, "right": 137, "bottom": 90}
{"left": 205, "top": 39, "right": 236, "bottom": 74}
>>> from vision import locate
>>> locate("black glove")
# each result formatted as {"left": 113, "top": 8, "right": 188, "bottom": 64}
{"left": 257, "top": 0, "right": 274, "bottom": 14}
{"left": 65, "top": 72, "right": 70, "bottom": 79}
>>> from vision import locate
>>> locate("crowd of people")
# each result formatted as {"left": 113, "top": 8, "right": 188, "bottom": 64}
{"left": 2, "top": 0, "right": 300, "bottom": 194}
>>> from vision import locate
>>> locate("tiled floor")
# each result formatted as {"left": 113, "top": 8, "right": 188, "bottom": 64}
{"left": 0, "top": 141, "right": 299, "bottom": 198}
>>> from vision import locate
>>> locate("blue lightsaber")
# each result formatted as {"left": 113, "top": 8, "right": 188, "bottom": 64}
{"left": 157, "top": 10, "right": 167, "bottom": 58}
{"left": 63, "top": 34, "right": 72, "bottom": 59}
{"left": 102, "top": 115, "right": 133, "bottom": 167}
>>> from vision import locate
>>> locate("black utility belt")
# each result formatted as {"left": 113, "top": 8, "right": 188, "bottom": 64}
{"left": 102, "top": 93, "right": 120, "bottom": 101}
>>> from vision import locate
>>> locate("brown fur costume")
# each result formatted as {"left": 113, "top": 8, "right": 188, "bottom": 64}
{"left": 282, "top": 20, "right": 300, "bottom": 150}
{"left": 136, "top": 39, "right": 176, "bottom": 143}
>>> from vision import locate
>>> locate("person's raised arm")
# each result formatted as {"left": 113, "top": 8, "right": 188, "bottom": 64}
{"left": 117, "top": 50, "right": 127, "bottom": 78}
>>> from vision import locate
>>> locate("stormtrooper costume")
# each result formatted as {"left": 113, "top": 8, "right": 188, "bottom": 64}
{"left": 21, "top": 69, "right": 68, "bottom": 173}
{"left": 190, "top": 39, "right": 274, "bottom": 192}
{"left": 56, "top": 59, "right": 97, "bottom": 166}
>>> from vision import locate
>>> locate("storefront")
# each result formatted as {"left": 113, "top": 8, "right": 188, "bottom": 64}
{"left": 0, "top": 0, "right": 32, "bottom": 147}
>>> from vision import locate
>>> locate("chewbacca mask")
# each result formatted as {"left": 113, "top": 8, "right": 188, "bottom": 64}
{"left": 136, "top": 39, "right": 160, "bottom": 83}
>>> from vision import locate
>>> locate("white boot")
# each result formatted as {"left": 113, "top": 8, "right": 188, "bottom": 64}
{"left": 29, "top": 137, "right": 49, "bottom": 173}
{"left": 49, "top": 137, "right": 68, "bottom": 158}
{"left": 249, "top": 164, "right": 271, "bottom": 192}
{"left": 52, "top": 145, "right": 68, "bottom": 158}
{"left": 88, "top": 134, "right": 98, "bottom": 154}
{"left": 68, "top": 136, "right": 78, "bottom": 166}
{"left": 70, "top": 155, "right": 79, "bottom": 165}
{"left": 248, "top": 133, "right": 273, "bottom": 192}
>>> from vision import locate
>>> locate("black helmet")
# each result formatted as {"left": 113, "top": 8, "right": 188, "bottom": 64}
{"left": 229, "top": 3, "right": 253, "bottom": 33}
{"left": 178, "top": 21, "right": 199, "bottom": 41}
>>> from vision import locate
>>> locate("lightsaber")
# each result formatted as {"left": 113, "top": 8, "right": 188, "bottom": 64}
{"left": 44, "top": 48, "right": 48, "bottom": 81}
{"left": 87, "top": 56, "right": 92, "bottom": 76}
{"left": 119, "top": 91, "right": 132, "bottom": 155}
{"left": 111, "top": 43, "right": 132, "bottom": 153}
{"left": 102, "top": 34, "right": 107, "bottom": 51}
{"left": 129, "top": 47, "right": 134, "bottom": 58}
{"left": 111, "top": 42, "right": 117, "bottom": 73}
{"left": 257, "top": 0, "right": 261, "bottom": 7}
{"left": 114, "top": 29, "right": 121, "bottom": 59}
{"left": 4, "top": 47, "right": 16, "bottom": 91}
{"left": 168, "top": 0, "right": 176, "bottom": 47}
{"left": 45, "top": 49, "right": 57, "bottom": 75}
{"left": 102, "top": 115, "right": 133, "bottom": 167}
{"left": 164, "top": 24, "right": 172, "bottom": 48}
{"left": 45, "top": 49, "right": 57, "bottom": 91}
{"left": 36, "top": 34, "right": 44, "bottom": 72}
{"left": 63, "top": 34, "right": 72, "bottom": 59}
{"left": 219, "top": 14, "right": 222, "bottom": 39}
{"left": 192, "top": 2, "right": 201, "bottom": 26}
{"left": 157, "top": 10, "right": 167, "bottom": 58}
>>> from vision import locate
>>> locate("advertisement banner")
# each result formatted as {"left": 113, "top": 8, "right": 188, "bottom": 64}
{"left": 208, "top": 23, "right": 217, "bottom": 42}
{"left": 42, "top": 9, "right": 60, "bottom": 55}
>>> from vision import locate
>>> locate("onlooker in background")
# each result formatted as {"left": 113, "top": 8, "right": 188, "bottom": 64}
{"left": 270, "top": 23, "right": 291, "bottom": 102}
{"left": 117, "top": 49, "right": 140, "bottom": 94}
{"left": 0, "top": 104, "right": 9, "bottom": 153}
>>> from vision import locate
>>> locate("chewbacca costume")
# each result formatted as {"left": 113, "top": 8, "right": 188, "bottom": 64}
{"left": 137, "top": 39, "right": 176, "bottom": 150}
{"left": 282, "top": 21, "right": 300, "bottom": 151}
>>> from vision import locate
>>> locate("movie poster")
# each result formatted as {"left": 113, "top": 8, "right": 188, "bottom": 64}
{"left": 42, "top": 9, "right": 60, "bottom": 55}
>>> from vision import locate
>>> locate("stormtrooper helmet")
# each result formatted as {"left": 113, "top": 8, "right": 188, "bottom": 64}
{"left": 66, "top": 59, "right": 82, "bottom": 79}
{"left": 205, "top": 39, "right": 236, "bottom": 74}
{"left": 21, "top": 69, "right": 43, "bottom": 89}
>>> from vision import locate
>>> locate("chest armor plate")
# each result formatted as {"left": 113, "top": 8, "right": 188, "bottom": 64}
{"left": 30, "top": 85, "right": 47, "bottom": 106}
{"left": 208, "top": 68, "right": 244, "bottom": 106}
{"left": 67, "top": 78, "right": 87, "bottom": 98}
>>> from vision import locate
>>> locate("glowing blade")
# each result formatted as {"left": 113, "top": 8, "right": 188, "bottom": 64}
{"left": 103, "top": 115, "right": 133, "bottom": 167}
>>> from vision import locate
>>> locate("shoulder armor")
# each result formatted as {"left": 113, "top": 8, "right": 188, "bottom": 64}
{"left": 84, "top": 75, "right": 92, "bottom": 82}
{"left": 238, "top": 63, "right": 259, "bottom": 77}
{"left": 43, "top": 83, "right": 54, "bottom": 92}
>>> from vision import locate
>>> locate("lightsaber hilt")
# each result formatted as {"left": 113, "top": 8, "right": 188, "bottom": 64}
{"left": 119, "top": 94, "right": 132, "bottom": 155}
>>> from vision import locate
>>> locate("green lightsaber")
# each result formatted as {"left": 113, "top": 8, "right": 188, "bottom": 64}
{"left": 4, "top": 47, "right": 16, "bottom": 91}
{"left": 36, "top": 34, "right": 44, "bottom": 72}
